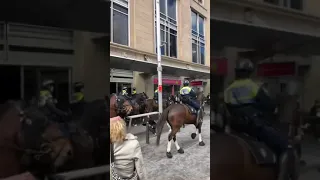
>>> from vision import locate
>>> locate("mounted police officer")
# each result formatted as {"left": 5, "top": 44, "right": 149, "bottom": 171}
{"left": 154, "top": 88, "right": 158, "bottom": 101}
{"left": 224, "top": 59, "right": 292, "bottom": 177}
{"left": 71, "top": 82, "right": 84, "bottom": 104}
{"left": 132, "top": 87, "right": 137, "bottom": 95}
{"left": 38, "top": 79, "right": 69, "bottom": 121}
{"left": 179, "top": 79, "right": 200, "bottom": 114}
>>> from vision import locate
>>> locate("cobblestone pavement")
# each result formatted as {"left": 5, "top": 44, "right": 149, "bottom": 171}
{"left": 136, "top": 107, "right": 210, "bottom": 180}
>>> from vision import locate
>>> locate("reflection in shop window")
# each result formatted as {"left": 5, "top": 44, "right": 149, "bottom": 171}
{"left": 110, "top": 0, "right": 129, "bottom": 46}
{"left": 155, "top": 0, "right": 177, "bottom": 58}
{"left": 191, "top": 10, "right": 205, "bottom": 65}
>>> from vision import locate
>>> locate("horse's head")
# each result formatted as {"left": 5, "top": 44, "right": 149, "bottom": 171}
{"left": 110, "top": 94, "right": 133, "bottom": 117}
{"left": 20, "top": 107, "right": 73, "bottom": 169}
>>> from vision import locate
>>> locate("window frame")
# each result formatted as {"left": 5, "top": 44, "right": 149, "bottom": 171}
{"left": 110, "top": 0, "right": 130, "bottom": 46}
{"left": 154, "top": 0, "right": 178, "bottom": 58}
{"left": 263, "top": 0, "right": 303, "bottom": 11}
{"left": 191, "top": 9, "right": 205, "bottom": 65}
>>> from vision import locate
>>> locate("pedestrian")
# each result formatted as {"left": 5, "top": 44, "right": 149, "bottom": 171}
{"left": 110, "top": 116, "right": 147, "bottom": 180}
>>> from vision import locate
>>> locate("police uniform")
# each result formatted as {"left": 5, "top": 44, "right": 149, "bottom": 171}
{"left": 224, "top": 59, "right": 288, "bottom": 160}
{"left": 179, "top": 80, "right": 200, "bottom": 111}
{"left": 154, "top": 89, "right": 158, "bottom": 100}
{"left": 71, "top": 82, "right": 84, "bottom": 104}
{"left": 39, "top": 80, "right": 67, "bottom": 118}
{"left": 132, "top": 88, "right": 137, "bottom": 95}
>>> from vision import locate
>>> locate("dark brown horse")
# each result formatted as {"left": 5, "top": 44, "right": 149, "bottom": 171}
{"left": 156, "top": 93, "right": 205, "bottom": 158}
{"left": 0, "top": 101, "right": 73, "bottom": 178}
{"left": 211, "top": 101, "right": 300, "bottom": 180}
{"left": 110, "top": 94, "right": 133, "bottom": 118}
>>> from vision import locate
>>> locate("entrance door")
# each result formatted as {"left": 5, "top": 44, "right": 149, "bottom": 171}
{"left": 0, "top": 65, "right": 20, "bottom": 103}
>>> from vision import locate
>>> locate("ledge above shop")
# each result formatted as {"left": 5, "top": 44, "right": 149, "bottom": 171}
{"left": 110, "top": 43, "right": 210, "bottom": 79}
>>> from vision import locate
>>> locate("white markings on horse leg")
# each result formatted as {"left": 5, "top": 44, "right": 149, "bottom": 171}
{"left": 198, "top": 129, "right": 203, "bottom": 142}
{"left": 167, "top": 140, "right": 172, "bottom": 152}
{"left": 173, "top": 137, "right": 180, "bottom": 150}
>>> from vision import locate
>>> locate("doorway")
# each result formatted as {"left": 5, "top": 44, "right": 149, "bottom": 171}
{"left": 0, "top": 65, "right": 20, "bottom": 103}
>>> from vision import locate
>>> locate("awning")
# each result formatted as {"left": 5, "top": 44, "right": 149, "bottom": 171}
{"left": 110, "top": 43, "right": 210, "bottom": 79}
{"left": 0, "top": 0, "right": 110, "bottom": 33}
{"left": 211, "top": 19, "right": 320, "bottom": 57}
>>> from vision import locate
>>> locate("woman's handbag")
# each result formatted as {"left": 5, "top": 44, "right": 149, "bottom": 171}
{"left": 110, "top": 144, "right": 138, "bottom": 180}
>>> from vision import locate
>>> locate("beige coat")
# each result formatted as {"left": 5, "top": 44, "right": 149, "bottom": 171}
{"left": 113, "top": 134, "right": 147, "bottom": 180}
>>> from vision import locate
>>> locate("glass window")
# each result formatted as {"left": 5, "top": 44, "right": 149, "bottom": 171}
{"left": 191, "top": 11, "right": 197, "bottom": 32}
{"left": 155, "top": 0, "right": 177, "bottom": 58}
{"left": 160, "top": 0, "right": 166, "bottom": 14}
{"left": 167, "top": 0, "right": 176, "bottom": 20}
{"left": 110, "top": 1, "right": 129, "bottom": 46}
{"left": 290, "top": 0, "right": 302, "bottom": 10}
{"left": 199, "top": 16, "right": 204, "bottom": 36}
{"left": 192, "top": 43, "right": 197, "bottom": 63}
{"left": 200, "top": 45, "right": 205, "bottom": 65}
{"left": 191, "top": 10, "right": 205, "bottom": 65}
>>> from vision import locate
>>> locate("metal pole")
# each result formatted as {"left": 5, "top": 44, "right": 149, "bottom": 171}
{"left": 156, "top": 0, "right": 163, "bottom": 113}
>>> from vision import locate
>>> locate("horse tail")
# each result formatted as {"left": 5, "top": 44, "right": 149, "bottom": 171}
{"left": 156, "top": 106, "right": 170, "bottom": 146}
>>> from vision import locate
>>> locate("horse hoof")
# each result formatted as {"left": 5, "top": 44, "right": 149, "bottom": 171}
{"left": 166, "top": 152, "right": 173, "bottom": 158}
{"left": 191, "top": 133, "right": 196, "bottom": 139}
{"left": 199, "top": 141, "right": 205, "bottom": 146}
{"left": 177, "top": 148, "right": 184, "bottom": 154}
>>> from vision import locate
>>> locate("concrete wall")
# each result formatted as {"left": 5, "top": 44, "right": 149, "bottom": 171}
{"left": 73, "top": 31, "right": 109, "bottom": 101}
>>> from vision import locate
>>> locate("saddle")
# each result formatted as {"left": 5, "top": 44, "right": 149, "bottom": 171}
{"left": 184, "top": 104, "right": 197, "bottom": 115}
{"left": 230, "top": 132, "right": 277, "bottom": 165}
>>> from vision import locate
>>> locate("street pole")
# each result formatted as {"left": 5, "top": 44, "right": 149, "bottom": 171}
{"left": 156, "top": 0, "right": 163, "bottom": 113}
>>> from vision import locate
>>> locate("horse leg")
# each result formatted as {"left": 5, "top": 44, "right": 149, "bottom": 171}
{"left": 166, "top": 131, "right": 174, "bottom": 158}
{"left": 166, "top": 128, "right": 179, "bottom": 158}
{"left": 173, "top": 135, "right": 184, "bottom": 154}
{"left": 197, "top": 123, "right": 205, "bottom": 146}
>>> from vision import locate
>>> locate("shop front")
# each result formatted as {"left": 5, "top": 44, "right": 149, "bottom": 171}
{"left": 153, "top": 77, "right": 181, "bottom": 96}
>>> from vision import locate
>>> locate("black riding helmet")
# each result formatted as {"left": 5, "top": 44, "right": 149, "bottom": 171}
{"left": 183, "top": 80, "right": 190, "bottom": 86}
{"left": 74, "top": 82, "right": 84, "bottom": 92}
{"left": 235, "top": 59, "right": 254, "bottom": 79}
{"left": 133, "top": 87, "right": 136, "bottom": 91}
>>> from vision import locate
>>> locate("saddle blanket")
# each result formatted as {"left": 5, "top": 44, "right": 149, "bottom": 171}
{"left": 231, "top": 133, "right": 277, "bottom": 165}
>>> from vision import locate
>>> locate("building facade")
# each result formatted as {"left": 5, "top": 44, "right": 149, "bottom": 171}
{"left": 110, "top": 0, "right": 211, "bottom": 97}
{"left": 211, "top": 0, "right": 320, "bottom": 111}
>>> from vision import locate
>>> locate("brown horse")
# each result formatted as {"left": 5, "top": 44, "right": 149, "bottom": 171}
{"left": 0, "top": 101, "right": 73, "bottom": 178}
{"left": 210, "top": 102, "right": 300, "bottom": 180}
{"left": 110, "top": 93, "right": 133, "bottom": 118}
{"left": 156, "top": 93, "right": 205, "bottom": 158}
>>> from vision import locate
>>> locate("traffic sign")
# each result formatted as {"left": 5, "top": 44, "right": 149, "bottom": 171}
{"left": 158, "top": 85, "right": 163, "bottom": 92}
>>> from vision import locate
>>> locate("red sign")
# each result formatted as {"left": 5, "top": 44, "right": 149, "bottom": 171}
{"left": 211, "top": 57, "right": 228, "bottom": 76}
{"left": 158, "top": 85, "right": 163, "bottom": 92}
{"left": 190, "top": 81, "right": 203, "bottom": 86}
{"left": 153, "top": 78, "right": 181, "bottom": 85}
{"left": 257, "top": 62, "right": 295, "bottom": 77}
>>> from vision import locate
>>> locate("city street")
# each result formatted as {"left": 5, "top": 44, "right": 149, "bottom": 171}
{"left": 132, "top": 107, "right": 211, "bottom": 180}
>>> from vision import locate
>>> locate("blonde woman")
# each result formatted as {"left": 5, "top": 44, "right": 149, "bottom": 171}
{"left": 110, "top": 116, "right": 147, "bottom": 180}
